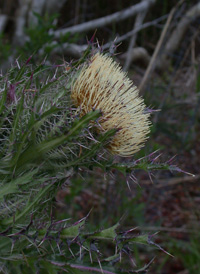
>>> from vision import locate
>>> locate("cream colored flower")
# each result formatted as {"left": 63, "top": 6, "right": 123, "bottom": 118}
{"left": 71, "top": 52, "right": 151, "bottom": 157}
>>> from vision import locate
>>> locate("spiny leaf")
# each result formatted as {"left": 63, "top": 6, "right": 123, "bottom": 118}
{"left": 0, "top": 183, "right": 18, "bottom": 202}
{"left": 104, "top": 253, "right": 120, "bottom": 263}
{"left": 60, "top": 218, "right": 86, "bottom": 239}
{"left": 14, "top": 64, "right": 27, "bottom": 82}
{"left": 91, "top": 222, "right": 120, "bottom": 240}
{"left": 92, "top": 161, "right": 177, "bottom": 174}
{"left": 49, "top": 128, "right": 116, "bottom": 170}
{"left": 72, "top": 45, "right": 92, "bottom": 68}
{"left": 0, "top": 169, "right": 40, "bottom": 201}
{"left": 9, "top": 91, "right": 24, "bottom": 144}
{"left": 0, "top": 82, "right": 8, "bottom": 115}
{"left": 27, "top": 64, "right": 51, "bottom": 78}
{"left": 124, "top": 234, "right": 149, "bottom": 246}
{"left": 11, "top": 105, "right": 63, "bottom": 166}
{"left": 68, "top": 263, "right": 117, "bottom": 274}
{"left": 16, "top": 110, "right": 101, "bottom": 169}
{"left": 0, "top": 181, "right": 52, "bottom": 227}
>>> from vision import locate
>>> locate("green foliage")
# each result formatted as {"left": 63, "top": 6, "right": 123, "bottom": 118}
{"left": 18, "top": 12, "right": 59, "bottom": 58}
{"left": 176, "top": 235, "right": 200, "bottom": 274}
{"left": 0, "top": 51, "right": 178, "bottom": 273}
{"left": 158, "top": 234, "right": 200, "bottom": 274}
{"left": 0, "top": 12, "right": 81, "bottom": 64}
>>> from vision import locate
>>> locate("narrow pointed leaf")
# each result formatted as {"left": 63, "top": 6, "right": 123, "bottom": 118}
{"left": 91, "top": 222, "right": 120, "bottom": 240}
{"left": 0, "top": 82, "right": 8, "bottom": 114}
{"left": 16, "top": 110, "right": 101, "bottom": 168}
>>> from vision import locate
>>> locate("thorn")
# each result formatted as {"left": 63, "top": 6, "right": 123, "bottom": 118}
{"left": 126, "top": 178, "right": 132, "bottom": 192}
{"left": 89, "top": 250, "right": 93, "bottom": 264}
{"left": 148, "top": 171, "right": 154, "bottom": 184}
{"left": 26, "top": 55, "right": 33, "bottom": 65}
{"left": 15, "top": 58, "right": 21, "bottom": 69}
{"left": 57, "top": 242, "right": 61, "bottom": 254}
{"left": 80, "top": 246, "right": 82, "bottom": 260}
{"left": 152, "top": 153, "right": 162, "bottom": 162}
{"left": 166, "top": 155, "right": 177, "bottom": 164}
{"left": 11, "top": 239, "right": 15, "bottom": 254}
{"left": 89, "top": 29, "right": 97, "bottom": 44}
{"left": 97, "top": 256, "right": 104, "bottom": 274}
{"left": 68, "top": 246, "right": 75, "bottom": 258}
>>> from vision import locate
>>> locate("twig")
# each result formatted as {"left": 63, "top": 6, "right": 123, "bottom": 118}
{"left": 139, "top": 0, "right": 185, "bottom": 91}
{"left": 53, "top": 0, "right": 156, "bottom": 39}
{"left": 0, "top": 15, "right": 7, "bottom": 32}
{"left": 123, "top": 0, "right": 148, "bottom": 71}
{"left": 13, "top": 0, "right": 30, "bottom": 46}
{"left": 156, "top": 2, "right": 200, "bottom": 70}
{"left": 39, "top": 14, "right": 168, "bottom": 58}
{"left": 102, "top": 14, "right": 169, "bottom": 50}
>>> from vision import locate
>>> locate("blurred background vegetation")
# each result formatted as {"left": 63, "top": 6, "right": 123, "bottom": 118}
{"left": 0, "top": 0, "right": 200, "bottom": 273}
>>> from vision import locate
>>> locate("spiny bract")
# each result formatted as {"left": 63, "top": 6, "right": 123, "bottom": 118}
{"left": 71, "top": 52, "right": 151, "bottom": 156}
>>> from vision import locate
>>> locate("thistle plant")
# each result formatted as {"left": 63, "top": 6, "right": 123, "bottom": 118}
{"left": 71, "top": 52, "right": 151, "bottom": 156}
{"left": 0, "top": 48, "right": 183, "bottom": 273}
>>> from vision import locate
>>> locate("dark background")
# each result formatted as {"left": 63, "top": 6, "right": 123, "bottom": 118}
{"left": 1, "top": 0, "right": 200, "bottom": 273}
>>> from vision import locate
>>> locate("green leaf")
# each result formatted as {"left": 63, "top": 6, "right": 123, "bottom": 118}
{"left": 60, "top": 218, "right": 86, "bottom": 239}
{"left": 16, "top": 110, "right": 101, "bottom": 168}
{"left": 15, "top": 65, "right": 27, "bottom": 82}
{"left": 126, "top": 234, "right": 149, "bottom": 245}
{"left": 104, "top": 253, "right": 120, "bottom": 262}
{"left": 50, "top": 128, "right": 116, "bottom": 170}
{"left": 72, "top": 45, "right": 92, "bottom": 68}
{"left": 0, "top": 183, "right": 18, "bottom": 202}
{"left": 9, "top": 91, "right": 24, "bottom": 144}
{"left": 0, "top": 181, "right": 52, "bottom": 226}
{"left": 0, "top": 237, "right": 13, "bottom": 256}
{"left": 91, "top": 222, "right": 120, "bottom": 240}
{"left": 27, "top": 64, "right": 52, "bottom": 78}
{"left": 92, "top": 161, "right": 174, "bottom": 174}
{"left": 0, "top": 82, "right": 8, "bottom": 115}
{"left": 11, "top": 105, "right": 62, "bottom": 166}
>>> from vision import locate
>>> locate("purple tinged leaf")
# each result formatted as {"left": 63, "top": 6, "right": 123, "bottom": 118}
{"left": 26, "top": 55, "right": 33, "bottom": 65}
{"left": 7, "top": 84, "right": 16, "bottom": 103}
{"left": 120, "top": 227, "right": 138, "bottom": 237}
{"left": 88, "top": 29, "right": 97, "bottom": 44}
{"left": 0, "top": 227, "right": 12, "bottom": 236}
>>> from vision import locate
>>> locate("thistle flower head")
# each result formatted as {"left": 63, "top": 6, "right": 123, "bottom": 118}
{"left": 71, "top": 52, "right": 151, "bottom": 156}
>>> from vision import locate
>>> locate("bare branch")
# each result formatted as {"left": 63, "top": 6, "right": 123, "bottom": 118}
{"left": 53, "top": 0, "right": 156, "bottom": 39}
{"left": 28, "top": 0, "right": 46, "bottom": 26}
{"left": 120, "top": 47, "right": 150, "bottom": 67}
{"left": 123, "top": 0, "right": 148, "bottom": 71}
{"left": 28, "top": 0, "right": 68, "bottom": 25}
{"left": 0, "top": 15, "right": 8, "bottom": 33}
{"left": 41, "top": 14, "right": 168, "bottom": 58}
{"left": 139, "top": 0, "right": 184, "bottom": 91}
{"left": 44, "top": 0, "right": 68, "bottom": 15}
{"left": 102, "top": 14, "right": 169, "bottom": 50}
{"left": 14, "top": 0, "right": 30, "bottom": 45}
{"left": 42, "top": 41, "right": 87, "bottom": 58}
{"left": 156, "top": 2, "right": 200, "bottom": 69}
